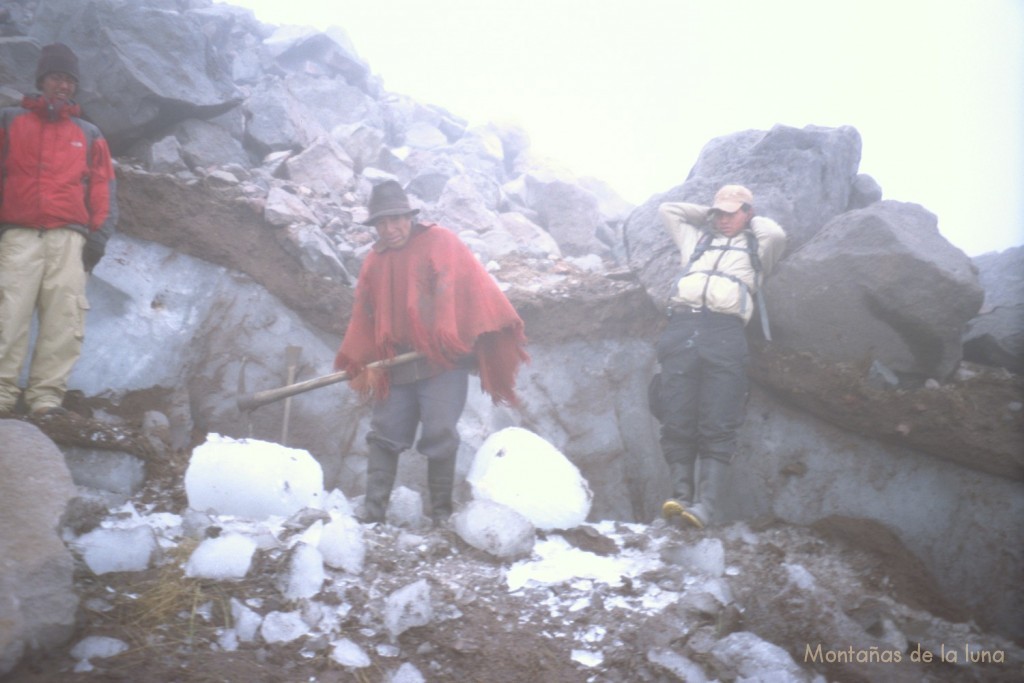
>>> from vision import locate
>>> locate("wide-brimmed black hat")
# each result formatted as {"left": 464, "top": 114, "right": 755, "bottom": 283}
{"left": 363, "top": 180, "right": 419, "bottom": 225}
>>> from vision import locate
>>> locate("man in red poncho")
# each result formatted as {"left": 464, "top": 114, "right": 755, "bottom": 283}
{"left": 335, "top": 180, "right": 528, "bottom": 524}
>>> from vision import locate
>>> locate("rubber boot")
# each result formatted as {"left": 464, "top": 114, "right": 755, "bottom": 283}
{"left": 427, "top": 455, "right": 456, "bottom": 525}
{"left": 362, "top": 444, "right": 399, "bottom": 523}
{"left": 662, "top": 459, "right": 703, "bottom": 527}
{"left": 686, "top": 458, "right": 730, "bottom": 528}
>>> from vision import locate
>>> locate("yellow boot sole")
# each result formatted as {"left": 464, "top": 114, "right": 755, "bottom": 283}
{"left": 661, "top": 500, "right": 704, "bottom": 529}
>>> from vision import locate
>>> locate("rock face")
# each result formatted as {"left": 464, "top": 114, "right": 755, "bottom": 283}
{"left": 0, "top": 421, "right": 79, "bottom": 676}
{"left": 29, "top": 0, "right": 245, "bottom": 150}
{"left": 766, "top": 201, "right": 984, "bottom": 381}
{"left": 964, "top": 246, "right": 1024, "bottom": 373}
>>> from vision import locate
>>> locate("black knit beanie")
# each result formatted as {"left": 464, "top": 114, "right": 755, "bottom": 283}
{"left": 35, "top": 43, "right": 80, "bottom": 90}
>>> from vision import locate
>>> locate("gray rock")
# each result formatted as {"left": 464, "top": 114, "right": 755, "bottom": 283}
{"left": 523, "top": 174, "right": 608, "bottom": 257}
{"left": 765, "top": 201, "right": 983, "bottom": 381}
{"left": 264, "top": 185, "right": 320, "bottom": 226}
{"left": 173, "top": 117, "right": 251, "bottom": 171}
{"left": 130, "top": 135, "right": 190, "bottom": 174}
{"left": 29, "top": 0, "right": 242, "bottom": 151}
{"left": 63, "top": 447, "right": 147, "bottom": 501}
{"left": 0, "top": 420, "right": 78, "bottom": 676}
{"left": 435, "top": 174, "right": 502, "bottom": 234}
{"left": 964, "top": 246, "right": 1024, "bottom": 372}
{"left": 279, "top": 222, "right": 353, "bottom": 282}
{"left": 282, "top": 136, "right": 355, "bottom": 196}
{"left": 498, "top": 212, "right": 561, "bottom": 258}
{"left": 262, "top": 25, "right": 371, "bottom": 93}
{"left": 0, "top": 36, "right": 41, "bottom": 95}
{"left": 244, "top": 78, "right": 328, "bottom": 155}
{"left": 847, "top": 173, "right": 883, "bottom": 210}
{"left": 332, "top": 121, "right": 386, "bottom": 172}
{"left": 404, "top": 121, "right": 448, "bottom": 150}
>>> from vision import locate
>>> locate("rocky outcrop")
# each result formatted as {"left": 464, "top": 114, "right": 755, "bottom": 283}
{"left": 765, "top": 200, "right": 984, "bottom": 382}
{"left": 964, "top": 246, "right": 1024, "bottom": 373}
{"left": 0, "top": 421, "right": 79, "bottom": 676}
{"left": 29, "top": 0, "right": 245, "bottom": 150}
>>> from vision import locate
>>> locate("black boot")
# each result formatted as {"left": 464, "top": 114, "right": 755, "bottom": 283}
{"left": 427, "top": 455, "right": 456, "bottom": 524}
{"left": 687, "top": 458, "right": 730, "bottom": 528}
{"left": 662, "top": 459, "right": 702, "bottom": 526}
{"left": 362, "top": 444, "right": 399, "bottom": 523}
{"left": 668, "top": 459, "right": 695, "bottom": 505}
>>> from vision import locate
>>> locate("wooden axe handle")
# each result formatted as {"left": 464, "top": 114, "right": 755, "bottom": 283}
{"left": 237, "top": 351, "right": 424, "bottom": 412}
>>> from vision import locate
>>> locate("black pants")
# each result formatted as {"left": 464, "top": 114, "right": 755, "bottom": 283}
{"left": 655, "top": 309, "right": 749, "bottom": 467}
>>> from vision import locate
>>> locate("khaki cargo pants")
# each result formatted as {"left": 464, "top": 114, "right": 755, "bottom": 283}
{"left": 0, "top": 226, "right": 88, "bottom": 412}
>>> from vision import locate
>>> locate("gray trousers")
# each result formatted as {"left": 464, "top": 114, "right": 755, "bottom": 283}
{"left": 655, "top": 308, "right": 749, "bottom": 467}
{"left": 367, "top": 367, "right": 469, "bottom": 460}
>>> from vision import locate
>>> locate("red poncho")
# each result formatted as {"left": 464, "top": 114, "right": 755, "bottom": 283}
{"left": 334, "top": 223, "right": 529, "bottom": 404}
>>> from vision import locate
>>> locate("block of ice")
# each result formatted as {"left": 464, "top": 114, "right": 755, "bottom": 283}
{"left": 452, "top": 499, "right": 535, "bottom": 560}
{"left": 331, "top": 638, "right": 371, "bottom": 667}
{"left": 260, "top": 610, "right": 309, "bottom": 643}
{"left": 76, "top": 526, "right": 158, "bottom": 574}
{"left": 184, "top": 534, "right": 257, "bottom": 580}
{"left": 184, "top": 434, "right": 323, "bottom": 518}
{"left": 278, "top": 542, "right": 325, "bottom": 600}
{"left": 319, "top": 515, "right": 366, "bottom": 573}
{"left": 384, "top": 579, "right": 432, "bottom": 639}
{"left": 466, "top": 427, "right": 592, "bottom": 530}
{"left": 230, "top": 598, "right": 263, "bottom": 642}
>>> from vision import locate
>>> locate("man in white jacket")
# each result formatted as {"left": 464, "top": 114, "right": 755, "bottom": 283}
{"left": 655, "top": 185, "right": 786, "bottom": 528}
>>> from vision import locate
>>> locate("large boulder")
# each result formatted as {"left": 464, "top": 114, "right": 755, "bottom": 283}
{"left": 0, "top": 420, "right": 79, "bottom": 676}
{"left": 28, "top": 0, "right": 243, "bottom": 151}
{"left": 764, "top": 201, "right": 983, "bottom": 381}
{"left": 624, "top": 124, "right": 863, "bottom": 305}
{"left": 963, "top": 246, "right": 1024, "bottom": 373}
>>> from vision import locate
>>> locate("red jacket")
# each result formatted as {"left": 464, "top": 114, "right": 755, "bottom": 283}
{"left": 0, "top": 95, "right": 117, "bottom": 244}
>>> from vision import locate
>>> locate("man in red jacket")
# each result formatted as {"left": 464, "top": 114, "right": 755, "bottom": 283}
{"left": 335, "top": 181, "right": 528, "bottom": 525}
{"left": 0, "top": 43, "right": 118, "bottom": 416}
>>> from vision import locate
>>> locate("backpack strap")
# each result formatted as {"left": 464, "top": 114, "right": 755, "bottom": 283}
{"left": 674, "top": 228, "right": 774, "bottom": 340}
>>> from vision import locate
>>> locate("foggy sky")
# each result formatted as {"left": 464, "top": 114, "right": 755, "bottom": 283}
{"left": 223, "top": 0, "right": 1024, "bottom": 256}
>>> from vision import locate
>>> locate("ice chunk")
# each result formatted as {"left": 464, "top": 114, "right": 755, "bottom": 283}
{"left": 783, "top": 562, "right": 817, "bottom": 590}
{"left": 319, "top": 515, "right": 366, "bottom": 573}
{"left": 331, "top": 638, "right": 371, "bottom": 667}
{"left": 466, "top": 427, "right": 591, "bottom": 530}
{"left": 663, "top": 537, "right": 726, "bottom": 577}
{"left": 278, "top": 542, "right": 325, "bottom": 600}
{"left": 389, "top": 662, "right": 426, "bottom": 682}
{"left": 323, "top": 488, "right": 355, "bottom": 516}
{"left": 230, "top": 598, "right": 263, "bottom": 642}
{"left": 218, "top": 629, "right": 238, "bottom": 652}
{"left": 571, "top": 649, "right": 604, "bottom": 667}
{"left": 387, "top": 486, "right": 426, "bottom": 527}
{"left": 708, "top": 631, "right": 810, "bottom": 681}
{"left": 452, "top": 499, "right": 535, "bottom": 560}
{"left": 70, "top": 636, "right": 128, "bottom": 672}
{"left": 260, "top": 610, "right": 309, "bottom": 643}
{"left": 384, "top": 579, "right": 432, "bottom": 639}
{"left": 184, "top": 434, "right": 323, "bottom": 518}
{"left": 76, "top": 526, "right": 158, "bottom": 574}
{"left": 185, "top": 534, "right": 257, "bottom": 580}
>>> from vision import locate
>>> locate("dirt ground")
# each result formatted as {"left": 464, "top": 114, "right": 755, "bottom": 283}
{"left": 4, "top": 428, "right": 1021, "bottom": 683}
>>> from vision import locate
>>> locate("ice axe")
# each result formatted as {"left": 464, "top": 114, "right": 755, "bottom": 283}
{"left": 236, "top": 351, "right": 424, "bottom": 413}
